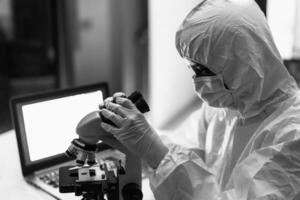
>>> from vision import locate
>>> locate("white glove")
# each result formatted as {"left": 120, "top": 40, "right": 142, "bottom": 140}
{"left": 100, "top": 95, "right": 168, "bottom": 169}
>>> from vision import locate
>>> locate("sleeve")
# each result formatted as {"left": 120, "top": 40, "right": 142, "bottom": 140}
{"left": 143, "top": 103, "right": 221, "bottom": 200}
{"left": 145, "top": 114, "right": 300, "bottom": 200}
{"left": 220, "top": 120, "right": 300, "bottom": 200}
{"left": 147, "top": 143, "right": 220, "bottom": 200}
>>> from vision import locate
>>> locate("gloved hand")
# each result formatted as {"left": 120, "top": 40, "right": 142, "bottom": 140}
{"left": 100, "top": 93, "right": 169, "bottom": 169}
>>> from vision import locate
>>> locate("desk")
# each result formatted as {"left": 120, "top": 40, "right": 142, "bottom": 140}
{"left": 0, "top": 130, "right": 155, "bottom": 200}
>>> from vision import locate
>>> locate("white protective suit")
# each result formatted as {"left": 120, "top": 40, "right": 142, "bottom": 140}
{"left": 145, "top": 0, "right": 300, "bottom": 200}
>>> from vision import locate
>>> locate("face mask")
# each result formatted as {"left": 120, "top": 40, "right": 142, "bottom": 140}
{"left": 193, "top": 74, "right": 237, "bottom": 108}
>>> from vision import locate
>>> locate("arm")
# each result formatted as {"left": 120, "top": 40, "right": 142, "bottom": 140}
{"left": 221, "top": 121, "right": 300, "bottom": 200}
{"left": 100, "top": 96, "right": 222, "bottom": 199}
{"left": 101, "top": 95, "right": 300, "bottom": 200}
{"left": 147, "top": 120, "right": 300, "bottom": 200}
{"left": 144, "top": 103, "right": 219, "bottom": 200}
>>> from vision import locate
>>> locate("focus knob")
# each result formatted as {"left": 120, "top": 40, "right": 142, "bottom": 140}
{"left": 122, "top": 183, "right": 143, "bottom": 200}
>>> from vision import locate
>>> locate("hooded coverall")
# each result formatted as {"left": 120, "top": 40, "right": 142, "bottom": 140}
{"left": 144, "top": 0, "right": 300, "bottom": 199}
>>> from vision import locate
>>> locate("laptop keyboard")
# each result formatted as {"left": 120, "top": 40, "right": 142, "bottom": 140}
{"left": 39, "top": 170, "right": 59, "bottom": 188}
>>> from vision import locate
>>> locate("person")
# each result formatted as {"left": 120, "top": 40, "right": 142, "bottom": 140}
{"left": 99, "top": 0, "right": 300, "bottom": 199}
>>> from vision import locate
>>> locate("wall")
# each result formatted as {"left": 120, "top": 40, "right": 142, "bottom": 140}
{"left": 72, "top": 0, "right": 118, "bottom": 92}
{"left": 118, "top": 0, "right": 149, "bottom": 96}
{"left": 149, "top": 0, "right": 201, "bottom": 129}
{"left": 68, "top": 0, "right": 147, "bottom": 95}
{"left": 65, "top": 0, "right": 202, "bottom": 129}
{"left": 267, "top": 0, "right": 300, "bottom": 59}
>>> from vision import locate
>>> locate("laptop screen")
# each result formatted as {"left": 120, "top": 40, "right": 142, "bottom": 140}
{"left": 23, "top": 91, "right": 103, "bottom": 161}
{"left": 10, "top": 83, "right": 109, "bottom": 175}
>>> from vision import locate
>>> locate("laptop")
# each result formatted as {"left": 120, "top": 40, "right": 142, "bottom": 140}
{"left": 10, "top": 82, "right": 109, "bottom": 199}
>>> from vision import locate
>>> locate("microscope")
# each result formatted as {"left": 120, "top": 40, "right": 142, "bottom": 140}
{"left": 59, "top": 92, "right": 149, "bottom": 200}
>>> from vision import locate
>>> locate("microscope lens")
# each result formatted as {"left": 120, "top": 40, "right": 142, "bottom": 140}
{"left": 76, "top": 151, "right": 87, "bottom": 165}
{"left": 65, "top": 144, "right": 78, "bottom": 158}
{"left": 87, "top": 153, "right": 96, "bottom": 165}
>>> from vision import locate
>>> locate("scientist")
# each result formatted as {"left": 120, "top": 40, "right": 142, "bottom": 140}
{"left": 100, "top": 0, "right": 300, "bottom": 199}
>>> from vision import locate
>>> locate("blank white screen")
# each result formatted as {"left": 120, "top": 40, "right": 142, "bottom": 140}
{"left": 22, "top": 91, "right": 103, "bottom": 161}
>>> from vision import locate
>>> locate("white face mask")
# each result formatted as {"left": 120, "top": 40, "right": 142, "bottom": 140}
{"left": 193, "top": 74, "right": 237, "bottom": 108}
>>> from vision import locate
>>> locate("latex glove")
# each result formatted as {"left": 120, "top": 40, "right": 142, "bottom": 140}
{"left": 100, "top": 96, "right": 168, "bottom": 169}
{"left": 99, "top": 92, "right": 126, "bottom": 109}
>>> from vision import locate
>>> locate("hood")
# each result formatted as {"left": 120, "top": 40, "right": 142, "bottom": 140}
{"left": 175, "top": 0, "right": 298, "bottom": 118}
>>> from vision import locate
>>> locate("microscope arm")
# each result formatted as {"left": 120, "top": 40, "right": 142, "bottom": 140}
{"left": 76, "top": 110, "right": 128, "bottom": 153}
{"left": 75, "top": 110, "right": 143, "bottom": 200}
